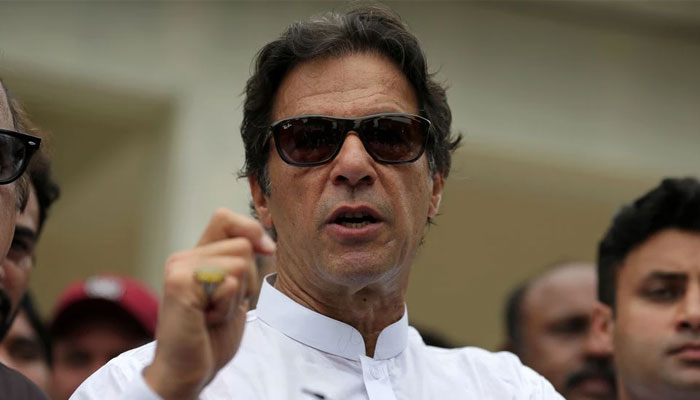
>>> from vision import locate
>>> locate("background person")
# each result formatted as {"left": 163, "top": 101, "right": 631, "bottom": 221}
{"left": 593, "top": 177, "right": 700, "bottom": 400}
{"left": 0, "top": 293, "right": 52, "bottom": 393}
{"left": 504, "top": 261, "right": 615, "bottom": 400}
{"left": 0, "top": 77, "right": 50, "bottom": 399}
{"left": 49, "top": 274, "right": 159, "bottom": 400}
{"left": 0, "top": 79, "right": 60, "bottom": 394}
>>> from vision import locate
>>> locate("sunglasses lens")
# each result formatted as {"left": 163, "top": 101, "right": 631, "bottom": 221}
{"left": 272, "top": 114, "right": 429, "bottom": 166}
{"left": 362, "top": 116, "right": 426, "bottom": 162}
{"left": 0, "top": 134, "right": 26, "bottom": 183}
{"left": 275, "top": 118, "right": 343, "bottom": 165}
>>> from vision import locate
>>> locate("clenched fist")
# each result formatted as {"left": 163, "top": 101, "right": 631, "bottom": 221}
{"left": 143, "top": 209, "right": 276, "bottom": 400}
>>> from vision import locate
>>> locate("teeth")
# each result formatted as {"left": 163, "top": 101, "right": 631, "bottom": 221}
{"left": 342, "top": 212, "right": 367, "bottom": 219}
{"left": 340, "top": 221, "right": 371, "bottom": 228}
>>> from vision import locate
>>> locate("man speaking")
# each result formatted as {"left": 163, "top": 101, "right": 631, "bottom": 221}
{"left": 73, "top": 6, "right": 562, "bottom": 399}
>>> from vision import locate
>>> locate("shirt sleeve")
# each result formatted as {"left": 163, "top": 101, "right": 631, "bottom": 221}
{"left": 69, "top": 364, "right": 162, "bottom": 400}
{"left": 70, "top": 343, "right": 163, "bottom": 400}
{"left": 485, "top": 350, "right": 565, "bottom": 400}
{"left": 498, "top": 352, "right": 565, "bottom": 400}
{"left": 70, "top": 364, "right": 162, "bottom": 400}
{"left": 120, "top": 372, "right": 163, "bottom": 400}
{"left": 519, "top": 363, "right": 565, "bottom": 400}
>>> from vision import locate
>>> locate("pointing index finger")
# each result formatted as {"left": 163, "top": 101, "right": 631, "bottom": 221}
{"left": 197, "top": 208, "right": 276, "bottom": 254}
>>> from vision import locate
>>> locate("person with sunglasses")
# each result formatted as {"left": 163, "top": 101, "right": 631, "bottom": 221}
{"left": 0, "top": 79, "right": 50, "bottom": 399}
{"left": 73, "top": 6, "right": 563, "bottom": 400}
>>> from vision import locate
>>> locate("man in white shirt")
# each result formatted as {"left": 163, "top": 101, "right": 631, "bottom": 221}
{"left": 593, "top": 177, "right": 700, "bottom": 400}
{"left": 72, "top": 5, "right": 563, "bottom": 400}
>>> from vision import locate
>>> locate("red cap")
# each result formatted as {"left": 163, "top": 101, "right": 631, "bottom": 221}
{"left": 50, "top": 274, "right": 159, "bottom": 337}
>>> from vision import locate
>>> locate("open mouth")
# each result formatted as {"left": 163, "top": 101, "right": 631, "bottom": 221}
{"left": 669, "top": 344, "right": 700, "bottom": 363}
{"left": 333, "top": 211, "right": 378, "bottom": 229}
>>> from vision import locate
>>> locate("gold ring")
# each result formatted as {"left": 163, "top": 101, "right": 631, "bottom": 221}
{"left": 194, "top": 265, "right": 225, "bottom": 299}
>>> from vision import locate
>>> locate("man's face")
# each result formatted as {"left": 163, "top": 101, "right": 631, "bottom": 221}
{"left": 251, "top": 53, "right": 443, "bottom": 293}
{"left": 519, "top": 264, "right": 615, "bottom": 400}
{"left": 51, "top": 319, "right": 148, "bottom": 400}
{"left": 0, "top": 309, "right": 51, "bottom": 393}
{"left": 0, "top": 84, "right": 21, "bottom": 339}
{"left": 610, "top": 229, "right": 700, "bottom": 399}
{"left": 0, "top": 187, "right": 39, "bottom": 337}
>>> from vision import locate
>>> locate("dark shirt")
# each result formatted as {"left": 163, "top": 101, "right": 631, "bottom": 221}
{"left": 0, "top": 362, "right": 49, "bottom": 400}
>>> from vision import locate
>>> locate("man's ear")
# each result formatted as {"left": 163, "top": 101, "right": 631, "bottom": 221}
{"left": 591, "top": 302, "right": 615, "bottom": 354}
{"left": 428, "top": 172, "right": 444, "bottom": 218}
{"left": 249, "top": 175, "right": 273, "bottom": 229}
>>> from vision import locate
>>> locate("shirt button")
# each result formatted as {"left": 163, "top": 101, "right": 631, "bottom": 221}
{"left": 370, "top": 365, "right": 384, "bottom": 379}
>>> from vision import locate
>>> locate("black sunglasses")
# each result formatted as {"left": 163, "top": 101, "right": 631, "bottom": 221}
{"left": 269, "top": 112, "right": 431, "bottom": 167}
{"left": 0, "top": 129, "right": 41, "bottom": 185}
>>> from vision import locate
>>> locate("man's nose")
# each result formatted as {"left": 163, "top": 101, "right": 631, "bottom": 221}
{"left": 329, "top": 133, "right": 376, "bottom": 187}
{"left": 583, "top": 325, "right": 613, "bottom": 360}
{"left": 677, "top": 284, "right": 700, "bottom": 332}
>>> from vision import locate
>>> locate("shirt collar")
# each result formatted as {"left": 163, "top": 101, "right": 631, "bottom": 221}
{"left": 255, "top": 273, "right": 408, "bottom": 361}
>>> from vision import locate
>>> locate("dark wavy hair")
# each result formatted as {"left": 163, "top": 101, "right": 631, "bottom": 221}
{"left": 5, "top": 87, "right": 60, "bottom": 233}
{"left": 503, "top": 281, "right": 528, "bottom": 354}
{"left": 19, "top": 292, "right": 52, "bottom": 366}
{"left": 598, "top": 177, "right": 700, "bottom": 309}
{"left": 240, "top": 5, "right": 461, "bottom": 193}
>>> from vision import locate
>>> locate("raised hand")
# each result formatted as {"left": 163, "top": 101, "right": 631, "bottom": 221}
{"left": 143, "top": 209, "right": 275, "bottom": 400}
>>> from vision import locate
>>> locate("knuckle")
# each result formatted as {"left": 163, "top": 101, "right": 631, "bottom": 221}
{"left": 233, "top": 213, "right": 261, "bottom": 234}
{"left": 248, "top": 220, "right": 265, "bottom": 237}
{"left": 221, "top": 277, "right": 240, "bottom": 295}
{"left": 166, "top": 250, "right": 191, "bottom": 266}
{"left": 227, "top": 278, "right": 244, "bottom": 302}
{"left": 220, "top": 256, "right": 248, "bottom": 276}
{"left": 240, "top": 215, "right": 259, "bottom": 229}
{"left": 235, "top": 239, "right": 254, "bottom": 256}
{"left": 164, "top": 267, "right": 192, "bottom": 294}
{"left": 212, "top": 207, "right": 233, "bottom": 221}
{"left": 163, "top": 251, "right": 198, "bottom": 293}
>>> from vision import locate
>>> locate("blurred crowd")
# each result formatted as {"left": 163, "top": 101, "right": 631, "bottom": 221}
{"left": 0, "top": 277, "right": 157, "bottom": 400}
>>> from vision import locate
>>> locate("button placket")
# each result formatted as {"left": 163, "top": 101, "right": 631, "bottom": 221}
{"left": 360, "top": 356, "right": 397, "bottom": 400}
{"left": 370, "top": 365, "right": 384, "bottom": 379}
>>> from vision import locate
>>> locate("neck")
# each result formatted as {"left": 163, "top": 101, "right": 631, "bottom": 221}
{"left": 274, "top": 268, "right": 407, "bottom": 357}
{"left": 618, "top": 379, "right": 700, "bottom": 400}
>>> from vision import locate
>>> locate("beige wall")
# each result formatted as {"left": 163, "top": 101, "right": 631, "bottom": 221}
{"left": 0, "top": 1, "right": 698, "bottom": 349}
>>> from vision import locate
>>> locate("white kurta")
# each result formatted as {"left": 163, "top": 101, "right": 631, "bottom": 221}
{"left": 71, "top": 275, "right": 563, "bottom": 400}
